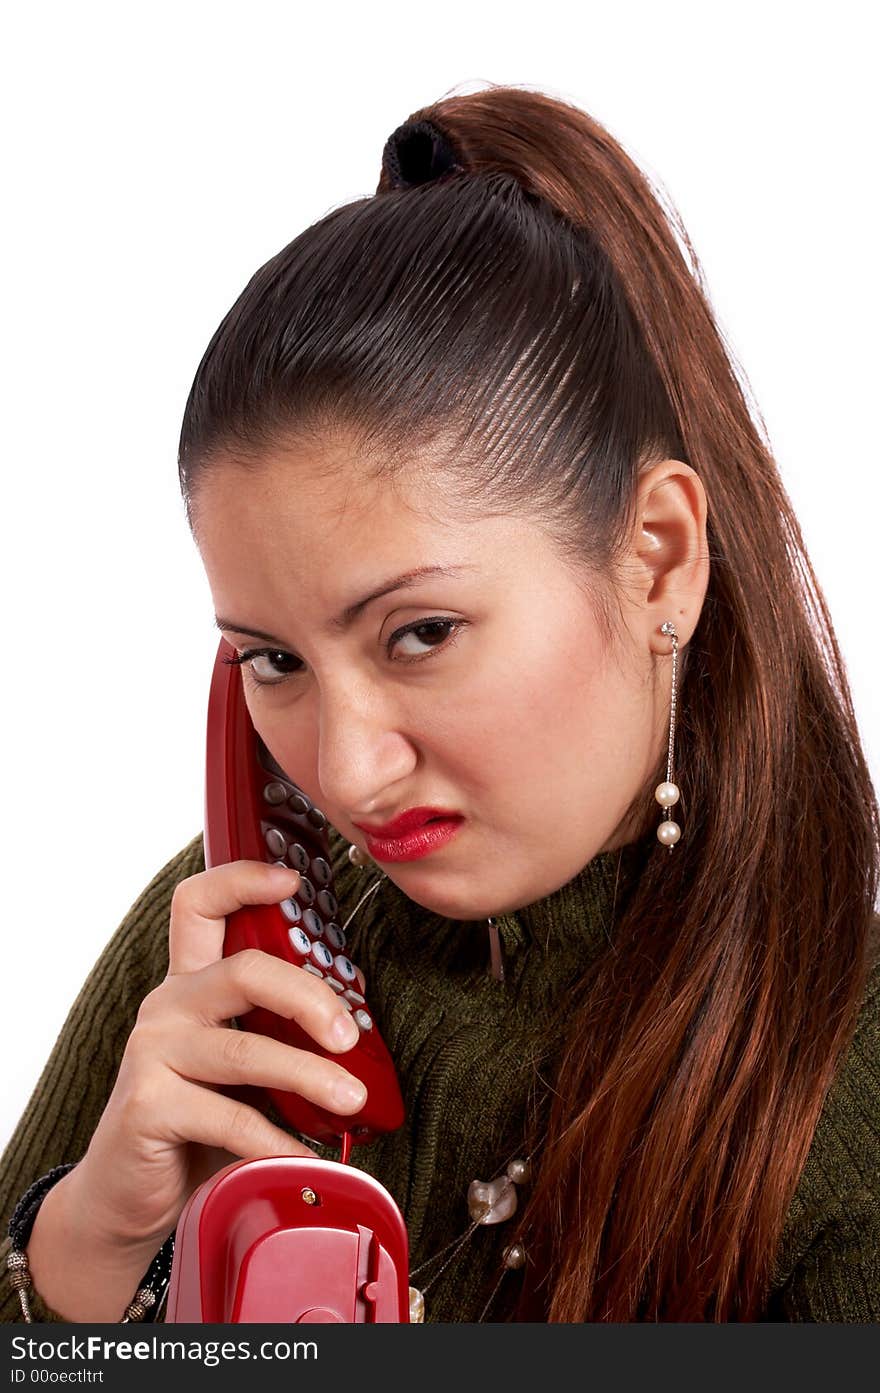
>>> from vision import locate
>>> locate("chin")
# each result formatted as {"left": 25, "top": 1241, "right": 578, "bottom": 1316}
{"left": 385, "top": 874, "right": 507, "bottom": 923}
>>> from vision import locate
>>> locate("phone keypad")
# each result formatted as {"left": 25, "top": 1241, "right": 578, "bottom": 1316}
{"left": 258, "top": 764, "right": 373, "bottom": 1031}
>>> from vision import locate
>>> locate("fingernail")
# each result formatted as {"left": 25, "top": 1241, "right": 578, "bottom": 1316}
{"left": 273, "top": 866, "right": 300, "bottom": 883}
{"left": 332, "top": 1013, "right": 359, "bottom": 1048}
{"left": 272, "top": 869, "right": 300, "bottom": 896}
{"left": 333, "top": 1078, "right": 367, "bottom": 1110}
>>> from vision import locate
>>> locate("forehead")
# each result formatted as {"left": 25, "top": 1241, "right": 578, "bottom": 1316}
{"left": 190, "top": 435, "right": 594, "bottom": 630}
{"left": 192, "top": 440, "right": 516, "bottom": 625}
{"left": 193, "top": 437, "right": 462, "bottom": 546}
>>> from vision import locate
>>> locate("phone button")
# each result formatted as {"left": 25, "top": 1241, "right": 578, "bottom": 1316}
{"left": 298, "top": 877, "right": 316, "bottom": 906}
{"left": 310, "top": 942, "right": 334, "bottom": 971}
{"left": 279, "top": 897, "right": 303, "bottom": 924}
{"left": 353, "top": 1009, "right": 373, "bottom": 1032}
{"left": 323, "top": 923, "right": 346, "bottom": 952}
{"left": 332, "top": 955, "right": 357, "bottom": 984}
{"left": 343, "top": 989, "right": 365, "bottom": 1006}
{"left": 263, "top": 781, "right": 290, "bottom": 805}
{"left": 288, "top": 927, "right": 311, "bottom": 956}
{"left": 302, "top": 908, "right": 323, "bottom": 938}
{"left": 317, "top": 890, "right": 338, "bottom": 919}
{"left": 288, "top": 843, "right": 310, "bottom": 874}
{"left": 264, "top": 827, "right": 288, "bottom": 858}
{"left": 310, "top": 857, "right": 332, "bottom": 886}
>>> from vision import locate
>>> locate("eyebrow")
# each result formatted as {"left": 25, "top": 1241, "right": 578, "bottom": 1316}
{"left": 215, "top": 563, "right": 479, "bottom": 646}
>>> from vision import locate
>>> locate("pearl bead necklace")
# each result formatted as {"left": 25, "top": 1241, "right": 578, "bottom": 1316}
{"left": 407, "top": 1153, "right": 535, "bottom": 1322}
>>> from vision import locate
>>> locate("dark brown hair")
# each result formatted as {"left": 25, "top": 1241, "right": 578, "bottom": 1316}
{"left": 177, "top": 84, "right": 879, "bottom": 1320}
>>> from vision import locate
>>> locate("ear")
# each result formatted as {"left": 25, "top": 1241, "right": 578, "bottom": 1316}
{"left": 630, "top": 459, "right": 710, "bottom": 653}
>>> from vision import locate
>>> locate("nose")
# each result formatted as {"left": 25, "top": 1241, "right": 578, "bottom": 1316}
{"left": 316, "top": 683, "right": 418, "bottom": 819}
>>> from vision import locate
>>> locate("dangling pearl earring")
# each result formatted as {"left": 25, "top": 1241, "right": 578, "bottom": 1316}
{"left": 655, "top": 620, "right": 682, "bottom": 849}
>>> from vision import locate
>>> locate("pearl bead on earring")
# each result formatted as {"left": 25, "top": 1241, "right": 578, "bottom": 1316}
{"left": 656, "top": 621, "right": 682, "bottom": 849}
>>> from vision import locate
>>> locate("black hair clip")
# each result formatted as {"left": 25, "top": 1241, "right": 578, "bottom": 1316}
{"left": 381, "top": 118, "right": 464, "bottom": 190}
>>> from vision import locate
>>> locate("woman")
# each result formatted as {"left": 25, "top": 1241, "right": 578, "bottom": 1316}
{"left": 2, "top": 84, "right": 878, "bottom": 1324}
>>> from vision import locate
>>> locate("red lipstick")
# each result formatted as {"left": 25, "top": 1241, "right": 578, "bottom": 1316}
{"left": 352, "top": 808, "right": 465, "bottom": 863}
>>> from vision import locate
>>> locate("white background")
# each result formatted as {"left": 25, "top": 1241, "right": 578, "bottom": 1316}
{"left": 2, "top": 0, "right": 877, "bottom": 1148}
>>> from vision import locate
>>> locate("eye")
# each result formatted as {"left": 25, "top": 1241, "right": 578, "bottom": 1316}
{"left": 389, "top": 617, "right": 462, "bottom": 660}
{"left": 222, "top": 649, "right": 304, "bottom": 684}
{"left": 221, "top": 616, "right": 465, "bottom": 688}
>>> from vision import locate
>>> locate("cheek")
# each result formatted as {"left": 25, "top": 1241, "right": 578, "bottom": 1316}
{"left": 483, "top": 626, "right": 650, "bottom": 819}
{"left": 453, "top": 613, "right": 612, "bottom": 780}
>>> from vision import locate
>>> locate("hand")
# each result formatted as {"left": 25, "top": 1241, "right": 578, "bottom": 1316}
{"left": 69, "top": 861, "right": 368, "bottom": 1250}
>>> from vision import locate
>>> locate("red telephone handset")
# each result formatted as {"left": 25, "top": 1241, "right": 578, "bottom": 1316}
{"left": 164, "top": 637, "right": 410, "bottom": 1323}
{"left": 205, "top": 633, "right": 404, "bottom": 1145}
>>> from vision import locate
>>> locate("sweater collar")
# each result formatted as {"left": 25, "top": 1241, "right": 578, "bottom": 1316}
{"left": 330, "top": 823, "right": 647, "bottom": 975}
{"left": 491, "top": 836, "right": 646, "bottom": 957}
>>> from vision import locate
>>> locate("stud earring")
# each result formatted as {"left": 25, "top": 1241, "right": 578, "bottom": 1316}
{"left": 655, "top": 620, "right": 682, "bottom": 849}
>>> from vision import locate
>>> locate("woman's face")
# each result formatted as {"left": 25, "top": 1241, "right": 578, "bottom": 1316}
{"left": 194, "top": 440, "right": 700, "bottom": 920}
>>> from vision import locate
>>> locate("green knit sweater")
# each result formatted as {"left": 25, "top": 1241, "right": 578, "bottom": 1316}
{"left": 2, "top": 827, "right": 879, "bottom": 1322}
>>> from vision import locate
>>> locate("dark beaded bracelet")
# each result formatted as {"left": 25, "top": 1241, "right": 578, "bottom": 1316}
{"left": 6, "top": 1164, "right": 176, "bottom": 1323}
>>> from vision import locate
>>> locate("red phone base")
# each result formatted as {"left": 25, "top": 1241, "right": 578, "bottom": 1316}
{"left": 164, "top": 1156, "right": 410, "bottom": 1323}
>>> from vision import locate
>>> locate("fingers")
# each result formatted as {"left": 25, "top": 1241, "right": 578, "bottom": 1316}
{"left": 163, "top": 1077, "right": 322, "bottom": 1159}
{"left": 168, "top": 862, "right": 302, "bottom": 975}
{"left": 168, "top": 1025, "right": 368, "bottom": 1115}
{"left": 158, "top": 949, "right": 361, "bottom": 1052}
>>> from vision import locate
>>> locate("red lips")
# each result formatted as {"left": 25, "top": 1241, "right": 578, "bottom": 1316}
{"left": 352, "top": 807, "right": 461, "bottom": 838}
